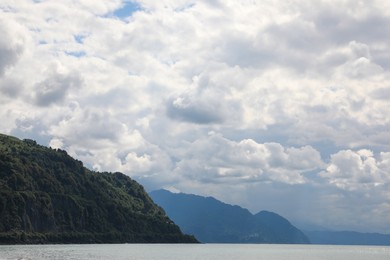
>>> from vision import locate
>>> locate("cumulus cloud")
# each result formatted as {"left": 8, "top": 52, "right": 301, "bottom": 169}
{"left": 371, "top": 87, "right": 390, "bottom": 100}
{"left": 320, "top": 150, "right": 389, "bottom": 191}
{"left": 0, "top": 19, "right": 25, "bottom": 76}
{"left": 0, "top": 78, "right": 23, "bottom": 98}
{"left": 1, "top": 0, "right": 390, "bottom": 233}
{"left": 172, "top": 133, "right": 324, "bottom": 185}
{"left": 34, "top": 71, "right": 83, "bottom": 106}
{"left": 167, "top": 94, "right": 225, "bottom": 124}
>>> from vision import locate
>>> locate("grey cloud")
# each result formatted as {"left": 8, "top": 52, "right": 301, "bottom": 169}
{"left": 219, "top": 35, "right": 275, "bottom": 69}
{"left": 263, "top": 12, "right": 389, "bottom": 73}
{"left": 342, "top": 57, "right": 384, "bottom": 78}
{"left": 218, "top": 18, "right": 322, "bottom": 71}
{"left": 317, "top": 51, "right": 350, "bottom": 72}
{"left": 166, "top": 96, "right": 225, "bottom": 124}
{"left": 166, "top": 72, "right": 242, "bottom": 124}
{"left": 202, "top": 0, "right": 223, "bottom": 8}
{"left": 297, "top": 4, "right": 390, "bottom": 74}
{"left": 0, "top": 20, "right": 24, "bottom": 76}
{"left": 312, "top": 7, "right": 390, "bottom": 45}
{"left": 10, "top": 116, "right": 52, "bottom": 146}
{"left": 54, "top": 109, "right": 125, "bottom": 144}
{"left": 86, "top": 87, "right": 137, "bottom": 108}
{"left": 0, "top": 46, "right": 22, "bottom": 75}
{"left": 370, "top": 87, "right": 390, "bottom": 100}
{"left": 265, "top": 20, "right": 323, "bottom": 53}
{"left": 225, "top": 3, "right": 390, "bottom": 73}
{"left": 0, "top": 78, "right": 23, "bottom": 98}
{"left": 34, "top": 72, "right": 82, "bottom": 106}
{"left": 372, "top": 49, "right": 390, "bottom": 70}
{"left": 166, "top": 89, "right": 239, "bottom": 124}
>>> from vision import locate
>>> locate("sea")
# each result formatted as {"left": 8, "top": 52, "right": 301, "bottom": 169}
{"left": 0, "top": 244, "right": 390, "bottom": 260}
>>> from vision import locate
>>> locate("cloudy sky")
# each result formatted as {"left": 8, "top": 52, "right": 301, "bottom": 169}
{"left": 1, "top": 0, "right": 390, "bottom": 233}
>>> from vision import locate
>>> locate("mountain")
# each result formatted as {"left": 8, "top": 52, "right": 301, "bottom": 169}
{"left": 305, "top": 230, "right": 390, "bottom": 246}
{"left": 0, "top": 134, "right": 197, "bottom": 244}
{"left": 149, "top": 189, "right": 310, "bottom": 244}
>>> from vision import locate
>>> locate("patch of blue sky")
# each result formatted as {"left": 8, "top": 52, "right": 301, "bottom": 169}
{"left": 0, "top": 5, "right": 15, "bottom": 12}
{"left": 174, "top": 3, "right": 195, "bottom": 12}
{"left": 113, "top": 1, "right": 140, "bottom": 19}
{"left": 74, "top": 35, "right": 86, "bottom": 44}
{"left": 65, "top": 51, "right": 86, "bottom": 58}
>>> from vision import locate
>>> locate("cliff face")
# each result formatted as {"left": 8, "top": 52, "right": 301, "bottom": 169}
{"left": 0, "top": 134, "right": 197, "bottom": 244}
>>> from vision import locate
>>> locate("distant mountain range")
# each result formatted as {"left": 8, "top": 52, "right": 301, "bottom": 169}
{"left": 150, "top": 189, "right": 390, "bottom": 246}
{"left": 0, "top": 133, "right": 197, "bottom": 244}
{"left": 149, "top": 189, "right": 309, "bottom": 244}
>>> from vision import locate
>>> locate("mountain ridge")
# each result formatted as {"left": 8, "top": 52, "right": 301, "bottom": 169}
{"left": 149, "top": 189, "right": 310, "bottom": 244}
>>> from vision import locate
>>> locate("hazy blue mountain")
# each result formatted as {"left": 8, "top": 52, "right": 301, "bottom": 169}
{"left": 149, "top": 189, "right": 310, "bottom": 244}
{"left": 305, "top": 230, "right": 390, "bottom": 246}
{"left": 0, "top": 134, "right": 197, "bottom": 244}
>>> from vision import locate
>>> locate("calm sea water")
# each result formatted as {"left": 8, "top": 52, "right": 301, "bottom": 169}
{"left": 0, "top": 244, "right": 389, "bottom": 260}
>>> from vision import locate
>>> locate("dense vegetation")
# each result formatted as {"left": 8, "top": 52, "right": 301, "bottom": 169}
{"left": 0, "top": 134, "right": 197, "bottom": 244}
{"left": 150, "top": 189, "right": 310, "bottom": 244}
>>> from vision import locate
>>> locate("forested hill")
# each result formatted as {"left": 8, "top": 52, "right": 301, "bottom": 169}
{"left": 0, "top": 133, "right": 197, "bottom": 244}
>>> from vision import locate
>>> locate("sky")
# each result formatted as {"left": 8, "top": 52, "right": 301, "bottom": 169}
{"left": 1, "top": 0, "right": 389, "bottom": 233}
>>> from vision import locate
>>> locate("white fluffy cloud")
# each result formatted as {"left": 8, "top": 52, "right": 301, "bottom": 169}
{"left": 171, "top": 133, "right": 324, "bottom": 185}
{"left": 320, "top": 150, "right": 390, "bottom": 190}
{"left": 1, "top": 0, "right": 390, "bottom": 233}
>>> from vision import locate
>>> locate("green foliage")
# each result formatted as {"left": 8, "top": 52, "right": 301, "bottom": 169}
{"left": 0, "top": 133, "right": 197, "bottom": 244}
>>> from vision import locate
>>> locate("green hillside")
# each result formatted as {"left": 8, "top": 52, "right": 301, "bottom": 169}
{"left": 0, "top": 134, "right": 197, "bottom": 244}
